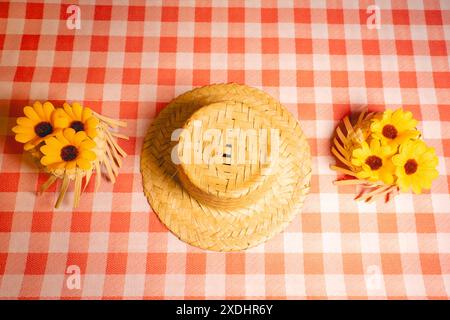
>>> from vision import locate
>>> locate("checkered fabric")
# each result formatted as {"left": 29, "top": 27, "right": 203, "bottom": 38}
{"left": 0, "top": 0, "right": 449, "bottom": 299}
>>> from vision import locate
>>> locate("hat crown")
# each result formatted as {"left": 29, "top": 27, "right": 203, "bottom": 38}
{"left": 177, "top": 101, "right": 279, "bottom": 208}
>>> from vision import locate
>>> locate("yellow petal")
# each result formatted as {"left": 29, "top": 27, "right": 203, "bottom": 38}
{"left": 74, "top": 131, "right": 87, "bottom": 146}
{"left": 86, "top": 117, "right": 99, "bottom": 126}
{"left": 81, "top": 150, "right": 96, "bottom": 161}
{"left": 24, "top": 141, "right": 37, "bottom": 151}
{"left": 80, "top": 139, "right": 96, "bottom": 149}
{"left": 55, "top": 131, "right": 69, "bottom": 145}
{"left": 66, "top": 160, "right": 77, "bottom": 170}
{"left": 12, "top": 125, "right": 34, "bottom": 134}
{"left": 81, "top": 107, "right": 92, "bottom": 122}
{"left": 15, "top": 132, "right": 35, "bottom": 143}
{"left": 351, "top": 158, "right": 362, "bottom": 166}
{"left": 76, "top": 158, "right": 92, "bottom": 170}
{"left": 48, "top": 162, "right": 66, "bottom": 170}
{"left": 63, "top": 103, "right": 75, "bottom": 119}
{"left": 63, "top": 128, "right": 76, "bottom": 142}
{"left": 41, "top": 155, "right": 61, "bottom": 165}
{"left": 45, "top": 136, "right": 61, "bottom": 147}
{"left": 356, "top": 171, "right": 370, "bottom": 179}
{"left": 40, "top": 144, "right": 61, "bottom": 155}
{"left": 54, "top": 116, "right": 69, "bottom": 129}
{"left": 42, "top": 102, "right": 55, "bottom": 121}
{"left": 352, "top": 148, "right": 364, "bottom": 158}
{"left": 72, "top": 102, "right": 83, "bottom": 120}
{"left": 86, "top": 128, "right": 97, "bottom": 138}
{"left": 411, "top": 179, "right": 422, "bottom": 194}
{"left": 32, "top": 101, "right": 45, "bottom": 119}
{"left": 17, "top": 117, "right": 35, "bottom": 127}
{"left": 24, "top": 106, "right": 40, "bottom": 121}
{"left": 380, "top": 170, "right": 394, "bottom": 185}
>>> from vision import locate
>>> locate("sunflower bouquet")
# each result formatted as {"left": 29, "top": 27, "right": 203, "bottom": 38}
{"left": 331, "top": 108, "right": 438, "bottom": 202}
{"left": 12, "top": 101, "right": 127, "bottom": 208}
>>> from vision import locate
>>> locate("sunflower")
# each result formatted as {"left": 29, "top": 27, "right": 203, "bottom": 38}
{"left": 392, "top": 140, "right": 438, "bottom": 194}
{"left": 12, "top": 101, "right": 69, "bottom": 150}
{"left": 370, "top": 108, "right": 420, "bottom": 149}
{"left": 61, "top": 102, "right": 99, "bottom": 139}
{"left": 351, "top": 139, "right": 395, "bottom": 184}
{"left": 40, "top": 128, "right": 97, "bottom": 171}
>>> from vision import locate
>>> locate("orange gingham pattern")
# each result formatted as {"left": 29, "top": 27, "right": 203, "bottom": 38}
{"left": 0, "top": 0, "right": 449, "bottom": 299}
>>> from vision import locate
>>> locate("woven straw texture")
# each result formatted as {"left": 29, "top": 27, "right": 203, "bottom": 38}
{"left": 141, "top": 83, "right": 312, "bottom": 251}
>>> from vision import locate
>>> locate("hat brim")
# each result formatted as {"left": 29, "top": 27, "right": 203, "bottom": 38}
{"left": 141, "top": 84, "right": 311, "bottom": 251}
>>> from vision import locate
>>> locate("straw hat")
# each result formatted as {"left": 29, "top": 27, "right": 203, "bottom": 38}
{"left": 141, "top": 83, "right": 311, "bottom": 251}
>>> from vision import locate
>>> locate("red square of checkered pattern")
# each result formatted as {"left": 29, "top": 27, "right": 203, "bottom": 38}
{"left": 329, "top": 39, "right": 346, "bottom": 55}
{"left": 294, "top": 8, "right": 311, "bottom": 23}
{"left": 425, "top": 10, "right": 443, "bottom": 25}
{"left": 25, "top": 253, "right": 48, "bottom": 275}
{"left": 392, "top": 10, "right": 410, "bottom": 25}
{"left": 296, "top": 39, "right": 312, "bottom": 54}
{"left": 146, "top": 253, "right": 167, "bottom": 274}
{"left": 125, "top": 36, "right": 143, "bottom": 52}
{"left": 228, "top": 7, "right": 245, "bottom": 23}
{"left": 365, "top": 71, "right": 383, "bottom": 87}
{"left": 26, "top": 3, "right": 43, "bottom": 19}
{"left": 122, "top": 68, "right": 141, "bottom": 84}
{"left": 396, "top": 40, "right": 414, "bottom": 55}
{"left": 0, "top": 2, "right": 9, "bottom": 18}
{"left": 262, "top": 38, "right": 278, "bottom": 54}
{"left": 429, "top": 40, "right": 447, "bottom": 56}
{"left": 161, "top": 6, "right": 178, "bottom": 22}
{"left": 90, "top": 36, "right": 109, "bottom": 52}
{"left": 20, "top": 34, "right": 40, "bottom": 50}
{"left": 70, "top": 213, "right": 92, "bottom": 232}
{"left": 94, "top": 5, "right": 112, "bottom": 20}
{"left": 228, "top": 38, "right": 245, "bottom": 53}
{"left": 55, "top": 35, "right": 74, "bottom": 51}
{"left": 261, "top": 8, "right": 277, "bottom": 23}
{"left": 327, "top": 9, "right": 344, "bottom": 24}
{"left": 399, "top": 71, "right": 418, "bottom": 88}
{"left": 50, "top": 67, "right": 70, "bottom": 83}
{"left": 106, "top": 253, "right": 128, "bottom": 274}
{"left": 31, "top": 212, "right": 53, "bottom": 232}
{"left": 159, "top": 36, "right": 177, "bottom": 52}
{"left": 330, "top": 71, "right": 348, "bottom": 87}
{"left": 128, "top": 6, "right": 145, "bottom": 21}
{"left": 195, "top": 7, "right": 212, "bottom": 22}
{"left": 0, "top": 212, "right": 13, "bottom": 232}
{"left": 194, "top": 37, "right": 211, "bottom": 53}
{"left": 362, "top": 40, "right": 380, "bottom": 55}
{"left": 433, "top": 72, "right": 449, "bottom": 88}
{"left": 86, "top": 67, "right": 106, "bottom": 83}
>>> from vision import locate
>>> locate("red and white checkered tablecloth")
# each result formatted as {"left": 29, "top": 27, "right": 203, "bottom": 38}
{"left": 0, "top": 0, "right": 449, "bottom": 299}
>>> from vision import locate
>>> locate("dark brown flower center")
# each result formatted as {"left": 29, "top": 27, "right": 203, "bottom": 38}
{"left": 382, "top": 124, "right": 398, "bottom": 139}
{"left": 60, "top": 145, "right": 78, "bottom": 162}
{"left": 365, "top": 155, "right": 383, "bottom": 170}
{"left": 70, "top": 121, "right": 85, "bottom": 132}
{"left": 404, "top": 159, "right": 418, "bottom": 175}
{"left": 34, "top": 121, "right": 53, "bottom": 137}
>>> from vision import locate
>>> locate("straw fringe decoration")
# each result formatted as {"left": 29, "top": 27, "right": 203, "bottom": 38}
{"left": 35, "top": 115, "right": 128, "bottom": 208}
{"left": 141, "top": 83, "right": 312, "bottom": 251}
{"left": 330, "top": 110, "right": 399, "bottom": 203}
{"left": 10, "top": 99, "right": 129, "bottom": 210}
